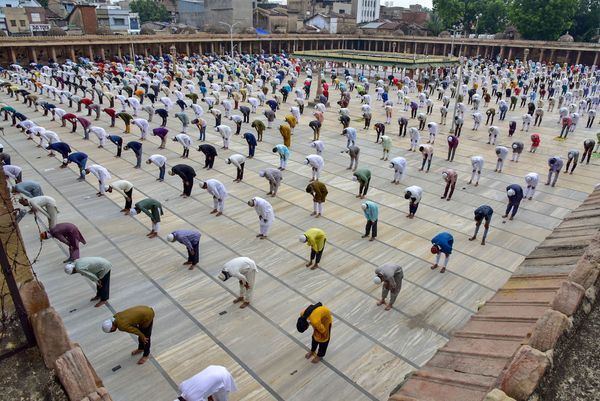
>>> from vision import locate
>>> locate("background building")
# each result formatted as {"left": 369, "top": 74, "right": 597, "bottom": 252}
{"left": 352, "top": 0, "right": 379, "bottom": 23}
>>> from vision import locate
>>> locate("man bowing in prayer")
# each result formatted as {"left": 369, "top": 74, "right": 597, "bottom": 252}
{"left": 65, "top": 257, "right": 111, "bottom": 307}
{"left": 102, "top": 305, "right": 155, "bottom": 365}
{"left": 174, "top": 365, "right": 237, "bottom": 401}
{"left": 218, "top": 257, "right": 258, "bottom": 309}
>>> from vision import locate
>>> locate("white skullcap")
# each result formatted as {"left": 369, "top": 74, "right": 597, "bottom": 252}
{"left": 258, "top": 170, "right": 265, "bottom": 177}
{"left": 0, "top": 144, "right": 3, "bottom": 149}
{"left": 512, "top": 143, "right": 518, "bottom": 149}
{"left": 372, "top": 276, "right": 382, "bottom": 285}
{"left": 62, "top": 158, "right": 68, "bottom": 163}
{"left": 102, "top": 318, "right": 115, "bottom": 333}
{"left": 129, "top": 209, "right": 138, "bottom": 217}
{"left": 166, "top": 233, "right": 175, "bottom": 242}
{"left": 303, "top": 158, "right": 309, "bottom": 165}
{"left": 361, "top": 203, "right": 368, "bottom": 210}
{"left": 389, "top": 162, "right": 394, "bottom": 168}
{"left": 352, "top": 176, "right": 358, "bottom": 181}
{"left": 299, "top": 235, "right": 307, "bottom": 243}
{"left": 442, "top": 172, "right": 448, "bottom": 179}
{"left": 225, "top": 158, "right": 231, "bottom": 164}
{"left": 64, "top": 263, "right": 75, "bottom": 275}
{"left": 507, "top": 188, "right": 516, "bottom": 197}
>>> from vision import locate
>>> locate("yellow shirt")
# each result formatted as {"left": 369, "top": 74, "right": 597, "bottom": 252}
{"left": 304, "top": 228, "right": 326, "bottom": 252}
{"left": 305, "top": 306, "right": 332, "bottom": 343}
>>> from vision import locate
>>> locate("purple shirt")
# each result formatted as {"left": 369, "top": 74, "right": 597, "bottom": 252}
{"left": 172, "top": 230, "right": 201, "bottom": 251}
{"left": 49, "top": 222, "right": 86, "bottom": 248}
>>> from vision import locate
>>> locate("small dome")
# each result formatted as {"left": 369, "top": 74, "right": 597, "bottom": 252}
{"left": 140, "top": 27, "right": 155, "bottom": 35}
{"left": 47, "top": 26, "right": 66, "bottom": 36}
{"left": 394, "top": 29, "right": 405, "bottom": 36}
{"left": 558, "top": 32, "right": 574, "bottom": 42}
{"left": 439, "top": 30, "right": 450, "bottom": 37}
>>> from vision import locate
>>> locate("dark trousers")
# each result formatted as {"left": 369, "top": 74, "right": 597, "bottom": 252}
{"left": 248, "top": 145, "right": 255, "bottom": 157}
{"left": 411, "top": 109, "right": 417, "bottom": 118}
{"left": 505, "top": 201, "right": 520, "bottom": 217}
{"left": 421, "top": 157, "right": 432, "bottom": 172}
{"left": 447, "top": 147, "right": 456, "bottom": 161}
{"left": 159, "top": 165, "right": 165, "bottom": 180}
{"left": 187, "top": 242, "right": 199, "bottom": 265}
{"left": 399, "top": 124, "right": 406, "bottom": 136}
{"left": 310, "top": 240, "right": 326, "bottom": 263}
{"left": 565, "top": 158, "right": 577, "bottom": 173}
{"left": 199, "top": 126, "right": 206, "bottom": 141}
{"left": 359, "top": 180, "right": 369, "bottom": 196}
{"left": 560, "top": 125, "right": 569, "bottom": 138}
{"left": 365, "top": 220, "right": 377, "bottom": 238}
{"left": 443, "top": 181, "right": 456, "bottom": 199}
{"left": 116, "top": 144, "right": 122, "bottom": 157}
{"left": 237, "top": 163, "right": 245, "bottom": 180}
{"left": 486, "top": 114, "right": 494, "bottom": 125}
{"left": 96, "top": 271, "right": 110, "bottom": 301}
{"left": 455, "top": 125, "right": 462, "bottom": 136}
{"left": 137, "top": 321, "right": 153, "bottom": 357}
{"left": 183, "top": 180, "right": 193, "bottom": 196}
{"left": 124, "top": 188, "right": 133, "bottom": 209}
{"left": 311, "top": 326, "right": 331, "bottom": 357}
{"left": 581, "top": 148, "right": 592, "bottom": 164}
{"left": 205, "top": 155, "right": 215, "bottom": 169}
{"left": 182, "top": 148, "right": 190, "bottom": 158}
{"left": 409, "top": 202, "right": 419, "bottom": 215}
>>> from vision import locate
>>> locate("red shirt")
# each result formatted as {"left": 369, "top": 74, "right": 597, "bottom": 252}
{"left": 103, "top": 108, "right": 116, "bottom": 117}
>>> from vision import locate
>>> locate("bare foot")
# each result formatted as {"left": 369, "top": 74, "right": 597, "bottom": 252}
{"left": 305, "top": 351, "right": 314, "bottom": 359}
{"left": 369, "top": 237, "right": 375, "bottom": 242}
{"left": 305, "top": 262, "right": 313, "bottom": 267}
{"left": 188, "top": 265, "right": 196, "bottom": 270}
{"left": 233, "top": 297, "right": 243, "bottom": 304}
{"left": 90, "top": 296, "right": 100, "bottom": 302}
{"left": 440, "top": 267, "right": 446, "bottom": 273}
{"left": 311, "top": 356, "right": 321, "bottom": 364}
{"left": 240, "top": 302, "right": 249, "bottom": 309}
{"left": 131, "top": 349, "right": 143, "bottom": 356}
{"left": 384, "top": 304, "right": 392, "bottom": 311}
{"left": 210, "top": 209, "right": 218, "bottom": 214}
{"left": 376, "top": 299, "right": 385, "bottom": 306}
{"left": 430, "top": 264, "right": 438, "bottom": 270}
{"left": 137, "top": 356, "right": 148, "bottom": 365}
{"left": 94, "top": 300, "right": 107, "bottom": 308}
{"left": 468, "top": 236, "right": 476, "bottom": 241}
{"left": 310, "top": 264, "right": 319, "bottom": 270}
{"left": 215, "top": 212, "right": 223, "bottom": 216}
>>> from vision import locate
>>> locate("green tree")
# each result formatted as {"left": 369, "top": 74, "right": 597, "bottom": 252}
{"left": 129, "top": 0, "right": 171, "bottom": 23}
{"left": 432, "top": 0, "right": 509, "bottom": 33}
{"left": 427, "top": 12, "right": 445, "bottom": 36}
{"left": 570, "top": 0, "right": 600, "bottom": 42}
{"left": 509, "top": 0, "right": 579, "bottom": 40}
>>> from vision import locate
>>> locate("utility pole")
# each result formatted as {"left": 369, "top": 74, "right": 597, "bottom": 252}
{"left": 219, "top": 21, "right": 240, "bottom": 57}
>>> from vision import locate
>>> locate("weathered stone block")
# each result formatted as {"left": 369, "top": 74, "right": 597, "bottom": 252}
{"left": 499, "top": 345, "right": 549, "bottom": 400}
{"left": 529, "top": 309, "right": 572, "bottom": 352}
{"left": 484, "top": 388, "right": 516, "bottom": 401}
{"left": 551, "top": 281, "right": 585, "bottom": 316}
{"left": 31, "top": 307, "right": 72, "bottom": 369}
{"left": 19, "top": 280, "right": 50, "bottom": 317}
{"left": 567, "top": 259, "right": 598, "bottom": 289}
{"left": 96, "top": 388, "right": 113, "bottom": 401}
{"left": 55, "top": 346, "right": 98, "bottom": 401}
{"left": 86, "top": 391, "right": 101, "bottom": 401}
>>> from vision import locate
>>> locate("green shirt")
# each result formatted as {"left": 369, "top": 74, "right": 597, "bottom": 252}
{"left": 75, "top": 257, "right": 111, "bottom": 282}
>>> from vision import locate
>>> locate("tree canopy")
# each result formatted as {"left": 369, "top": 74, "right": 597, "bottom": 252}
{"left": 129, "top": 0, "right": 171, "bottom": 23}
{"left": 431, "top": 0, "right": 595, "bottom": 41}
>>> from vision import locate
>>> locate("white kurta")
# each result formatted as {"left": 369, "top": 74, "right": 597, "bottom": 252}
{"left": 178, "top": 365, "right": 237, "bottom": 401}
{"left": 205, "top": 179, "right": 227, "bottom": 212}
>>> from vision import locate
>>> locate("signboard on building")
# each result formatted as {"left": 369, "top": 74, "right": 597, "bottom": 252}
{"left": 30, "top": 23, "right": 50, "bottom": 32}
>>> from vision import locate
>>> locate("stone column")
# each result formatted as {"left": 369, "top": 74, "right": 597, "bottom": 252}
{"left": 550, "top": 49, "right": 555, "bottom": 63}
{"left": 88, "top": 45, "right": 94, "bottom": 60}
{"left": 576, "top": 50, "right": 581, "bottom": 64}
{"left": 50, "top": 47, "right": 57, "bottom": 63}
{"left": 158, "top": 44, "right": 163, "bottom": 56}
{"left": 10, "top": 47, "right": 17, "bottom": 63}
{"left": 507, "top": 47, "right": 512, "bottom": 61}
{"left": 100, "top": 47, "right": 105, "bottom": 60}
{"left": 594, "top": 52, "right": 599, "bottom": 67}
{"left": 117, "top": 46, "right": 122, "bottom": 59}
{"left": 538, "top": 48, "right": 544, "bottom": 62}
{"left": 270, "top": 41, "right": 273, "bottom": 53}
{"left": 185, "top": 43, "right": 190, "bottom": 56}
{"left": 69, "top": 46, "right": 76, "bottom": 61}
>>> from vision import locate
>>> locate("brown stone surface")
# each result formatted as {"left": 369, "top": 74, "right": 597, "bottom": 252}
{"left": 484, "top": 388, "right": 516, "bottom": 401}
{"left": 528, "top": 309, "right": 572, "bottom": 352}
{"left": 499, "top": 345, "right": 549, "bottom": 400}
{"left": 55, "top": 346, "right": 98, "bottom": 401}
{"left": 568, "top": 258, "right": 600, "bottom": 289}
{"left": 96, "top": 387, "right": 113, "bottom": 401}
{"left": 551, "top": 281, "right": 585, "bottom": 316}
{"left": 19, "top": 280, "right": 50, "bottom": 317}
{"left": 86, "top": 391, "right": 102, "bottom": 401}
{"left": 31, "top": 307, "right": 72, "bottom": 369}
{"left": 73, "top": 343, "right": 104, "bottom": 388}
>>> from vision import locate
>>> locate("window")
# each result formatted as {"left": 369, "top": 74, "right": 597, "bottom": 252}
{"left": 113, "top": 18, "right": 125, "bottom": 25}
{"left": 10, "top": 20, "right": 16, "bottom": 27}
{"left": 31, "top": 13, "right": 41, "bottom": 22}
{"left": 19, "top": 20, "right": 25, "bottom": 27}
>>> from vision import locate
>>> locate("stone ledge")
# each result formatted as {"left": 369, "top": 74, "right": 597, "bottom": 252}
{"left": 389, "top": 188, "right": 600, "bottom": 401}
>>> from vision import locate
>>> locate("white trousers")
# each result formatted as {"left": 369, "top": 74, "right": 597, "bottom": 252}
{"left": 213, "top": 196, "right": 225, "bottom": 212}
{"left": 239, "top": 269, "right": 256, "bottom": 303}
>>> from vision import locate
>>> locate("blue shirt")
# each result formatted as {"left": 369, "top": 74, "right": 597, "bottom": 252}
{"left": 67, "top": 152, "right": 87, "bottom": 165}
{"left": 243, "top": 133, "right": 257, "bottom": 146}
{"left": 432, "top": 232, "right": 454, "bottom": 254}
{"left": 108, "top": 135, "right": 122, "bottom": 146}
{"left": 363, "top": 201, "right": 379, "bottom": 221}
{"left": 126, "top": 141, "right": 142, "bottom": 153}
{"left": 47, "top": 142, "right": 71, "bottom": 156}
